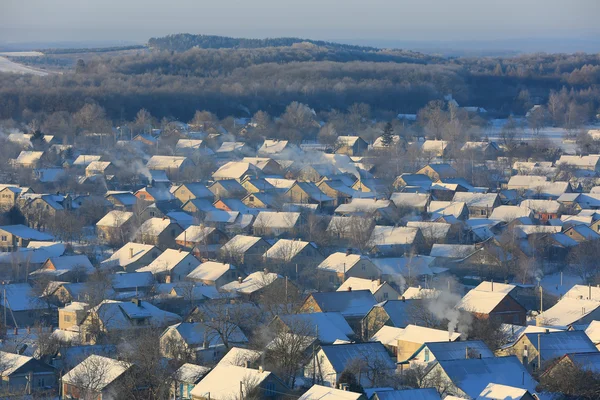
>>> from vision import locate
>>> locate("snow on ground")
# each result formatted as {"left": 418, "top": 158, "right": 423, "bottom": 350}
{"left": 0, "top": 51, "right": 44, "bottom": 57}
{"left": 539, "top": 272, "right": 584, "bottom": 298}
{"left": 0, "top": 56, "right": 48, "bottom": 76}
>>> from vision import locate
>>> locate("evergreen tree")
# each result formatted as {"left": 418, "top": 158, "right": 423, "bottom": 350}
{"left": 381, "top": 122, "right": 394, "bottom": 147}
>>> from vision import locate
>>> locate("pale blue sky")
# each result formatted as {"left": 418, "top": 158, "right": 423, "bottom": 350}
{"left": 1, "top": 0, "right": 598, "bottom": 44}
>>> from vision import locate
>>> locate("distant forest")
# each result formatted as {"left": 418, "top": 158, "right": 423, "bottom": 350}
{"left": 0, "top": 33, "right": 599, "bottom": 123}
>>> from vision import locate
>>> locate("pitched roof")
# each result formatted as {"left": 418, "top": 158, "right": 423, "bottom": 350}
{"left": 390, "top": 193, "right": 430, "bottom": 208}
{"left": 299, "top": 384, "right": 365, "bottom": 400}
{"left": 62, "top": 355, "right": 131, "bottom": 389}
{"left": 475, "top": 383, "right": 531, "bottom": 400}
{"left": 220, "top": 271, "right": 280, "bottom": 295}
{"left": 100, "top": 242, "right": 161, "bottom": 269}
{"left": 309, "top": 290, "right": 377, "bottom": 318}
{"left": 369, "top": 226, "right": 420, "bottom": 246}
{"left": 190, "top": 365, "right": 277, "bottom": 399}
{"left": 317, "top": 252, "right": 372, "bottom": 273}
{"left": 421, "top": 340, "right": 493, "bottom": 361}
{"left": 523, "top": 330, "right": 597, "bottom": 361}
{"left": 453, "top": 193, "right": 498, "bottom": 208}
{"left": 96, "top": 210, "right": 134, "bottom": 228}
{"left": 371, "top": 325, "right": 405, "bottom": 346}
{"left": 277, "top": 312, "right": 353, "bottom": 344}
{"left": 398, "top": 324, "right": 461, "bottom": 344}
{"left": 174, "top": 362, "right": 210, "bottom": 384}
{"left": 187, "top": 261, "right": 237, "bottom": 282}
{"left": 253, "top": 211, "right": 300, "bottom": 229}
{"left": 368, "top": 299, "right": 421, "bottom": 327}
{"left": 537, "top": 297, "right": 600, "bottom": 327}
{"left": 320, "top": 342, "right": 395, "bottom": 373}
{"left": 146, "top": 155, "right": 190, "bottom": 170}
{"left": 136, "top": 249, "right": 199, "bottom": 274}
{"left": 372, "top": 389, "right": 440, "bottom": 400}
{"left": 337, "top": 277, "right": 391, "bottom": 296}
{"left": 434, "top": 356, "right": 537, "bottom": 398}
{"left": 0, "top": 225, "right": 53, "bottom": 241}
{"left": 138, "top": 217, "right": 179, "bottom": 236}
{"left": 456, "top": 289, "right": 514, "bottom": 314}
{"left": 220, "top": 235, "right": 265, "bottom": 254}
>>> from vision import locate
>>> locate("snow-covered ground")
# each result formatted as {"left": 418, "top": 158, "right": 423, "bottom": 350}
{"left": 0, "top": 51, "right": 44, "bottom": 57}
{"left": 485, "top": 118, "right": 600, "bottom": 155}
{"left": 0, "top": 55, "right": 48, "bottom": 76}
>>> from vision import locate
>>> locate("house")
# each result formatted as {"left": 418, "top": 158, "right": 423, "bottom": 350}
{"left": 300, "top": 290, "right": 377, "bottom": 331}
{"left": 110, "top": 272, "right": 155, "bottom": 293}
{"left": 242, "top": 157, "right": 283, "bottom": 175}
{"left": 270, "top": 312, "right": 355, "bottom": 344}
{"left": 316, "top": 252, "right": 380, "bottom": 287}
{"left": 373, "top": 256, "right": 435, "bottom": 285}
{"left": 136, "top": 217, "right": 183, "bottom": 249}
{"left": 461, "top": 141, "right": 501, "bottom": 159}
{"left": 134, "top": 186, "right": 176, "bottom": 204}
{"left": 252, "top": 211, "right": 301, "bottom": 237}
{"left": 369, "top": 225, "right": 425, "bottom": 256}
{"left": 217, "top": 347, "right": 263, "bottom": 368}
{"left": 393, "top": 324, "right": 461, "bottom": 362}
{"left": 362, "top": 299, "right": 423, "bottom": 339}
{"left": 105, "top": 191, "right": 138, "bottom": 211}
{"left": 0, "top": 225, "right": 53, "bottom": 250}
{"left": 136, "top": 249, "right": 200, "bottom": 283}
{"left": 456, "top": 286, "right": 527, "bottom": 325}
{"left": 452, "top": 193, "right": 500, "bottom": 218}
{"left": 258, "top": 139, "right": 299, "bottom": 156}
{"left": 146, "top": 155, "right": 194, "bottom": 178}
{"left": 240, "top": 177, "right": 277, "bottom": 194}
{"left": 72, "top": 154, "right": 103, "bottom": 167}
{"left": 498, "top": 330, "right": 597, "bottom": 372}
{"left": 284, "top": 181, "right": 334, "bottom": 206}
{"left": 299, "top": 163, "right": 341, "bottom": 182}
{"left": 428, "top": 201, "right": 469, "bottom": 220}
{"left": 335, "top": 199, "right": 396, "bottom": 224}
{"left": 390, "top": 193, "right": 430, "bottom": 215}
{"left": 563, "top": 224, "right": 600, "bottom": 242}
{"left": 0, "top": 351, "right": 56, "bottom": 394}
{"left": 186, "top": 261, "right": 240, "bottom": 288}
{"left": 540, "top": 352, "right": 600, "bottom": 388}
{"left": 96, "top": 210, "right": 134, "bottom": 245}
{"left": 489, "top": 205, "right": 533, "bottom": 222}
{"left": 556, "top": 154, "right": 600, "bottom": 172}
{"left": 100, "top": 242, "right": 162, "bottom": 272}
{"left": 190, "top": 364, "right": 289, "bottom": 400}
{"left": 176, "top": 225, "right": 228, "bottom": 256}
{"left": 317, "top": 179, "right": 369, "bottom": 207}
{"left": 62, "top": 355, "right": 133, "bottom": 400}
{"left": 172, "top": 363, "right": 210, "bottom": 400}
{"left": 80, "top": 299, "right": 181, "bottom": 343}
{"left": 299, "top": 384, "right": 367, "bottom": 400}
{"left": 422, "top": 356, "right": 537, "bottom": 399}
{"left": 337, "top": 277, "right": 399, "bottom": 302}
{"left": 520, "top": 199, "right": 561, "bottom": 222}
{"left": 171, "top": 183, "right": 214, "bottom": 204}
{"left": 585, "top": 320, "right": 600, "bottom": 349}
{"left": 416, "top": 164, "right": 457, "bottom": 182}
{"left": 420, "top": 140, "right": 448, "bottom": 157}
{"left": 219, "top": 235, "right": 271, "bottom": 269}
{"left": 263, "top": 239, "right": 324, "bottom": 270}
{"left": 241, "top": 192, "right": 280, "bottom": 209}
{"left": 407, "top": 340, "right": 493, "bottom": 367}
{"left": 160, "top": 321, "right": 248, "bottom": 364}
{"left": 212, "top": 161, "right": 263, "bottom": 181}
{"left": 31, "top": 255, "right": 94, "bottom": 282}
{"left": 0, "top": 185, "right": 25, "bottom": 211}
{"left": 335, "top": 136, "right": 369, "bottom": 156}
{"left": 304, "top": 342, "right": 395, "bottom": 388}
{"left": 13, "top": 151, "right": 45, "bottom": 168}
{"left": 208, "top": 179, "right": 247, "bottom": 199}
{"left": 220, "top": 270, "right": 290, "bottom": 301}
{"left": 392, "top": 174, "right": 433, "bottom": 191}
{"left": 58, "top": 301, "right": 89, "bottom": 331}
{"left": 0, "top": 283, "right": 48, "bottom": 327}
{"left": 406, "top": 221, "right": 454, "bottom": 244}
{"left": 85, "top": 161, "right": 117, "bottom": 177}
{"left": 215, "top": 141, "right": 254, "bottom": 157}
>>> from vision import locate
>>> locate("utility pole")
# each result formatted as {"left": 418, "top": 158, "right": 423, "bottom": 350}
{"left": 537, "top": 334, "right": 541, "bottom": 371}
{"left": 539, "top": 286, "right": 543, "bottom": 313}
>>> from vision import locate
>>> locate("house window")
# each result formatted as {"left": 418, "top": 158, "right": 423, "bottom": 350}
{"left": 480, "top": 210, "right": 486, "bottom": 215}
{"left": 265, "top": 382, "right": 276, "bottom": 397}
{"left": 150, "top": 211, "right": 155, "bottom": 217}
{"left": 383, "top": 292, "right": 389, "bottom": 300}
{"left": 249, "top": 195, "right": 255, "bottom": 202}
{"left": 361, "top": 264, "right": 366, "bottom": 270}
{"left": 329, "top": 275, "right": 334, "bottom": 283}
{"left": 424, "top": 349, "right": 430, "bottom": 362}
{"left": 171, "top": 229, "right": 176, "bottom": 237}
{"left": 37, "top": 378, "right": 45, "bottom": 387}
{"left": 64, "top": 314, "right": 72, "bottom": 322}
{"left": 0, "top": 236, "right": 6, "bottom": 242}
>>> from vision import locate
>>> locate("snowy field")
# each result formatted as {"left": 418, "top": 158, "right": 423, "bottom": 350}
{"left": 0, "top": 52, "right": 48, "bottom": 76}
{"left": 0, "top": 51, "right": 44, "bottom": 57}
{"left": 484, "top": 118, "right": 600, "bottom": 155}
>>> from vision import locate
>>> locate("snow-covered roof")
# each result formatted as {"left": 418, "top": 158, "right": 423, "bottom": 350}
{"left": 138, "top": 217, "right": 179, "bottom": 236}
{"left": 473, "top": 281, "right": 516, "bottom": 294}
{"left": 96, "top": 210, "right": 133, "bottom": 228}
{"left": 0, "top": 224, "right": 53, "bottom": 241}
{"left": 524, "top": 330, "right": 597, "bottom": 361}
{"left": 369, "top": 225, "right": 420, "bottom": 246}
{"left": 187, "top": 261, "right": 237, "bottom": 282}
{"left": 1, "top": 283, "right": 46, "bottom": 311}
{"left": 264, "top": 239, "right": 312, "bottom": 261}
{"left": 456, "top": 289, "right": 512, "bottom": 314}
{"left": 373, "top": 256, "right": 435, "bottom": 278}
{"left": 258, "top": 139, "right": 293, "bottom": 154}
{"left": 407, "top": 221, "right": 450, "bottom": 240}
{"left": 100, "top": 242, "right": 161, "bottom": 269}
{"left": 371, "top": 389, "right": 440, "bottom": 400}
{"left": 520, "top": 199, "right": 561, "bottom": 214}
{"left": 14, "top": 150, "right": 44, "bottom": 165}
{"left": 317, "top": 252, "right": 371, "bottom": 273}
{"left": 435, "top": 356, "right": 537, "bottom": 399}
{"left": 338, "top": 277, "right": 390, "bottom": 296}
{"left": 220, "top": 235, "right": 265, "bottom": 254}
{"left": 476, "top": 383, "right": 530, "bottom": 400}
{"left": 190, "top": 365, "right": 275, "bottom": 399}
{"left": 398, "top": 324, "right": 460, "bottom": 344}
{"left": 371, "top": 325, "right": 405, "bottom": 346}
{"left": 428, "top": 201, "right": 466, "bottom": 219}
{"left": 430, "top": 244, "right": 477, "bottom": 258}
{"left": 585, "top": 320, "right": 600, "bottom": 344}
{"left": 218, "top": 347, "right": 263, "bottom": 367}
{"left": 424, "top": 340, "right": 494, "bottom": 362}
{"left": 299, "top": 384, "right": 365, "bottom": 400}
{"left": 557, "top": 154, "right": 600, "bottom": 168}
{"left": 136, "top": 249, "right": 199, "bottom": 274}
{"left": 213, "top": 161, "right": 260, "bottom": 180}
{"left": 277, "top": 312, "right": 353, "bottom": 344}
{"left": 320, "top": 342, "right": 395, "bottom": 373}
{"left": 253, "top": 211, "right": 300, "bottom": 229}
{"left": 390, "top": 192, "right": 430, "bottom": 208}
{"left": 309, "top": 290, "right": 377, "bottom": 318}
{"left": 537, "top": 297, "right": 600, "bottom": 327}
{"left": 335, "top": 198, "right": 393, "bottom": 214}
{"left": 489, "top": 206, "right": 532, "bottom": 222}
{"left": 90, "top": 299, "right": 181, "bottom": 329}
{"left": 402, "top": 287, "right": 440, "bottom": 299}
{"left": 174, "top": 362, "right": 210, "bottom": 384}
{"left": 220, "top": 271, "right": 280, "bottom": 295}
{"left": 146, "top": 155, "right": 190, "bottom": 170}
{"left": 62, "top": 355, "right": 131, "bottom": 389}
{"left": 453, "top": 192, "right": 498, "bottom": 208}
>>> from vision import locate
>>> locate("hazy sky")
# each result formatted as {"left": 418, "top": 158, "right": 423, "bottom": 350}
{"left": 1, "top": 0, "right": 599, "bottom": 44}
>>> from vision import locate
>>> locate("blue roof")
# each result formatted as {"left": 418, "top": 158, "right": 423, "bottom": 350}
{"left": 310, "top": 290, "right": 377, "bottom": 318}
{"left": 524, "top": 331, "right": 597, "bottom": 362}
{"left": 320, "top": 342, "right": 395, "bottom": 373}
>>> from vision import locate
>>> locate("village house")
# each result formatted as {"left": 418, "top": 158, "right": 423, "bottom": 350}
{"left": 0, "top": 185, "right": 25, "bottom": 211}
{"left": 242, "top": 157, "right": 283, "bottom": 175}
{"left": 219, "top": 235, "right": 272, "bottom": 269}
{"left": 31, "top": 254, "right": 94, "bottom": 282}
{"left": 369, "top": 225, "right": 425, "bottom": 256}
{"left": 96, "top": 210, "right": 134, "bottom": 245}
{"left": 208, "top": 179, "right": 247, "bottom": 199}
{"left": 220, "top": 270, "right": 292, "bottom": 302}
{"left": 335, "top": 136, "right": 369, "bottom": 156}
{"left": 171, "top": 363, "right": 210, "bottom": 400}
{"left": 520, "top": 199, "right": 561, "bottom": 222}
{"left": 316, "top": 251, "right": 381, "bottom": 287}
{"left": 160, "top": 321, "right": 248, "bottom": 364}
{"left": 361, "top": 298, "right": 422, "bottom": 339}
{"left": 176, "top": 225, "right": 228, "bottom": 254}
{"left": 190, "top": 364, "right": 290, "bottom": 400}
{"left": 452, "top": 192, "right": 501, "bottom": 218}
{"left": 456, "top": 286, "right": 527, "bottom": 325}
{"left": 257, "top": 139, "right": 299, "bottom": 157}
{"left": 146, "top": 155, "right": 194, "bottom": 179}
{"left": 62, "top": 355, "right": 133, "bottom": 400}
{"left": 0, "top": 283, "right": 48, "bottom": 327}
{"left": 416, "top": 163, "right": 457, "bottom": 182}
{"left": 105, "top": 191, "right": 138, "bottom": 211}
{"left": 212, "top": 161, "right": 263, "bottom": 181}
{"left": 136, "top": 217, "right": 184, "bottom": 249}
{"left": 317, "top": 179, "right": 367, "bottom": 207}
{"left": 392, "top": 173, "right": 433, "bottom": 191}
{"left": 270, "top": 312, "right": 355, "bottom": 344}
{"left": 406, "top": 339, "right": 494, "bottom": 368}
{"left": 186, "top": 261, "right": 240, "bottom": 288}
{"left": 252, "top": 211, "right": 301, "bottom": 237}
{"left": 393, "top": 324, "right": 461, "bottom": 362}
{"left": 171, "top": 183, "right": 214, "bottom": 204}
{"left": 241, "top": 192, "right": 280, "bottom": 209}
{"left": 390, "top": 192, "right": 430, "bottom": 215}
{"left": 134, "top": 186, "right": 176, "bottom": 204}
{"left": 58, "top": 301, "right": 89, "bottom": 331}
{"left": 299, "top": 385, "right": 368, "bottom": 400}
{"left": 335, "top": 198, "right": 397, "bottom": 224}
{"left": 85, "top": 161, "right": 117, "bottom": 177}
{"left": 13, "top": 151, "right": 45, "bottom": 168}
{"left": 420, "top": 140, "right": 449, "bottom": 157}
{"left": 300, "top": 290, "right": 377, "bottom": 331}
{"left": 0, "top": 351, "right": 56, "bottom": 395}
{"left": 0, "top": 224, "right": 53, "bottom": 250}
{"left": 100, "top": 242, "right": 162, "bottom": 272}
{"left": 240, "top": 177, "right": 277, "bottom": 194}
{"left": 337, "top": 277, "right": 400, "bottom": 302}
{"left": 136, "top": 249, "right": 201, "bottom": 283}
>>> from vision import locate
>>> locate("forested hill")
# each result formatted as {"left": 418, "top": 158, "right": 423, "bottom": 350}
{"left": 147, "top": 33, "right": 380, "bottom": 52}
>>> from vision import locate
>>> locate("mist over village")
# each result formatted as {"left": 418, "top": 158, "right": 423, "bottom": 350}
{"left": 0, "top": 1, "right": 599, "bottom": 399}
